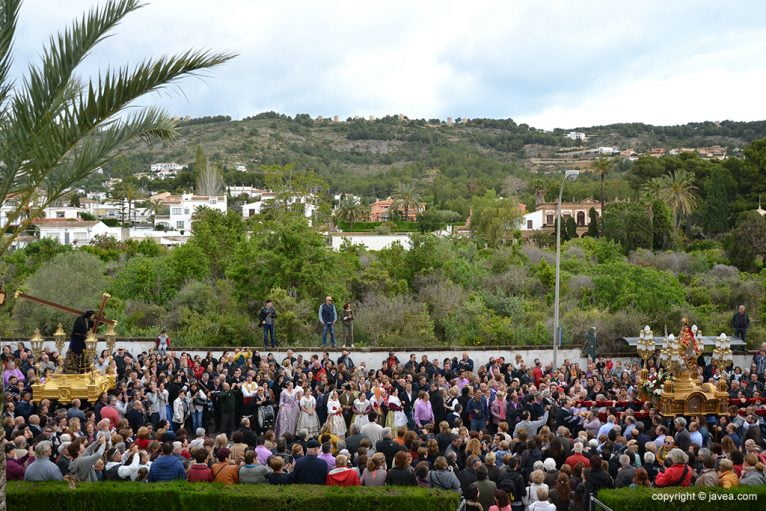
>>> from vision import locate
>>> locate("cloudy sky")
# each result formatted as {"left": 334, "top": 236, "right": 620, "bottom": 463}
{"left": 11, "top": 0, "right": 766, "bottom": 129}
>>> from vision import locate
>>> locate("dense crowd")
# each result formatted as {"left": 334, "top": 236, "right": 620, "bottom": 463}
{"left": 4, "top": 342, "right": 766, "bottom": 511}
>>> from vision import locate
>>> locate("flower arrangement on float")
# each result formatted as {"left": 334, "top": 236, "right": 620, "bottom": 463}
{"left": 639, "top": 369, "right": 669, "bottom": 402}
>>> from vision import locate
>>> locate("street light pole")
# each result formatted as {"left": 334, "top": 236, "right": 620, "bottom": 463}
{"left": 553, "top": 169, "right": 579, "bottom": 371}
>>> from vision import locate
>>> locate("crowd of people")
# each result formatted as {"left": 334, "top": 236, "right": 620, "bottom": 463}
{"left": 4, "top": 341, "right": 766, "bottom": 511}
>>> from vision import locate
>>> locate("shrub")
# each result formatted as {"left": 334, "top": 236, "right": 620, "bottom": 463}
{"left": 354, "top": 293, "right": 437, "bottom": 346}
{"left": 6, "top": 481, "right": 460, "bottom": 511}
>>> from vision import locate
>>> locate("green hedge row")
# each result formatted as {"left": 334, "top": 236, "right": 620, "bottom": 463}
{"left": 597, "top": 485, "right": 766, "bottom": 511}
{"left": 7, "top": 481, "right": 460, "bottom": 511}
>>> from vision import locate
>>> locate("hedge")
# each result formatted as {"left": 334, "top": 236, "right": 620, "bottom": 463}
{"left": 7, "top": 481, "right": 460, "bottom": 511}
{"left": 597, "top": 485, "right": 766, "bottom": 511}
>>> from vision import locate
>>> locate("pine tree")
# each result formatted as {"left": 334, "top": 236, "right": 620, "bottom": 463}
{"left": 586, "top": 207, "right": 599, "bottom": 237}
{"left": 702, "top": 168, "right": 734, "bottom": 236}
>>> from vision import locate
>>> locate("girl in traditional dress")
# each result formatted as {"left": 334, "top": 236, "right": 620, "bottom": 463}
{"left": 326, "top": 390, "right": 347, "bottom": 437}
{"left": 385, "top": 387, "right": 408, "bottom": 434}
{"left": 352, "top": 389, "right": 372, "bottom": 429}
{"left": 296, "top": 387, "right": 320, "bottom": 438}
{"left": 275, "top": 381, "right": 299, "bottom": 439}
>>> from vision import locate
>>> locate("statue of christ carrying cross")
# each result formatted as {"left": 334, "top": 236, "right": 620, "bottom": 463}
{"left": 15, "top": 291, "right": 116, "bottom": 374}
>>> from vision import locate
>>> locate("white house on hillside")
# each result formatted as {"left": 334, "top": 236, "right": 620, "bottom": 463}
{"left": 150, "top": 162, "right": 184, "bottom": 172}
{"left": 241, "top": 194, "right": 317, "bottom": 220}
{"left": 163, "top": 193, "right": 227, "bottom": 232}
{"left": 32, "top": 219, "right": 114, "bottom": 245}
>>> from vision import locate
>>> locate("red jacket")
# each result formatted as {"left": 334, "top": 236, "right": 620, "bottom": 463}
{"left": 565, "top": 453, "right": 591, "bottom": 469}
{"left": 654, "top": 463, "right": 692, "bottom": 487}
{"left": 101, "top": 406, "right": 121, "bottom": 429}
{"left": 187, "top": 463, "right": 213, "bottom": 482}
{"left": 326, "top": 467, "right": 361, "bottom": 486}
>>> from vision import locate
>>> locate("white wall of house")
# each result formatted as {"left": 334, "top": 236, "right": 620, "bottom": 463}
{"left": 330, "top": 233, "right": 412, "bottom": 251}
{"left": 519, "top": 210, "right": 544, "bottom": 231}
{"left": 43, "top": 207, "right": 87, "bottom": 220}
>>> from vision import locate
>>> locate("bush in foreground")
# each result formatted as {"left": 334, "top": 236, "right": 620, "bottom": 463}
{"left": 7, "top": 481, "right": 460, "bottom": 511}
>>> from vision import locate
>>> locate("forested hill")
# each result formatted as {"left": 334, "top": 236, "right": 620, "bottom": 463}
{"left": 106, "top": 114, "right": 766, "bottom": 212}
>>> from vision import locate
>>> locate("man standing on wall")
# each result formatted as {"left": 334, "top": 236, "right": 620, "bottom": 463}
{"left": 319, "top": 296, "right": 337, "bottom": 347}
{"left": 259, "top": 300, "right": 278, "bottom": 348}
{"left": 732, "top": 304, "right": 750, "bottom": 342}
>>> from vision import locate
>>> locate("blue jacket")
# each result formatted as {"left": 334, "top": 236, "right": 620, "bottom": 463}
{"left": 319, "top": 303, "right": 337, "bottom": 324}
{"left": 466, "top": 397, "right": 487, "bottom": 421}
{"left": 293, "top": 454, "right": 328, "bottom": 485}
{"left": 148, "top": 455, "right": 186, "bottom": 482}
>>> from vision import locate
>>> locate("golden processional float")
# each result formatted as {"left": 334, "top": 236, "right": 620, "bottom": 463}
{"left": 634, "top": 317, "right": 732, "bottom": 416}
{"left": 16, "top": 291, "right": 118, "bottom": 403}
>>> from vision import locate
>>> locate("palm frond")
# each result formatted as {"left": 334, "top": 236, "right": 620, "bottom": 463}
{"left": 42, "top": 106, "right": 175, "bottom": 200}
{"left": 0, "top": 0, "right": 21, "bottom": 106}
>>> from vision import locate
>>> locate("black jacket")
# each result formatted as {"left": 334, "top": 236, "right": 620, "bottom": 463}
{"left": 458, "top": 466, "right": 478, "bottom": 494}
{"left": 386, "top": 467, "right": 417, "bottom": 486}
{"left": 497, "top": 468, "right": 525, "bottom": 503}
{"left": 292, "top": 455, "right": 328, "bottom": 485}
{"left": 583, "top": 467, "right": 614, "bottom": 506}
{"left": 376, "top": 438, "right": 404, "bottom": 468}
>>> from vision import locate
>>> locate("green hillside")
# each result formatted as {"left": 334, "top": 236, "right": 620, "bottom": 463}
{"left": 103, "top": 114, "right": 766, "bottom": 217}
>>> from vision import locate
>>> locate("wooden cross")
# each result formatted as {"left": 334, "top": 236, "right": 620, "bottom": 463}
{"left": 15, "top": 291, "right": 115, "bottom": 333}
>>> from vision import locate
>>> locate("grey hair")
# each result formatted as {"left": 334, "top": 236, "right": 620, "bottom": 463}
{"left": 34, "top": 441, "right": 52, "bottom": 457}
{"left": 643, "top": 451, "right": 655, "bottom": 463}
{"left": 667, "top": 448, "right": 688, "bottom": 465}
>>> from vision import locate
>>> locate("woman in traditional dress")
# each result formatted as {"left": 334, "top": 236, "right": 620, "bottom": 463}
{"left": 352, "top": 388, "right": 372, "bottom": 429}
{"left": 296, "top": 387, "right": 320, "bottom": 438}
{"left": 385, "top": 387, "right": 408, "bottom": 434}
{"left": 326, "top": 390, "right": 347, "bottom": 437}
{"left": 275, "top": 381, "right": 299, "bottom": 439}
{"left": 370, "top": 385, "right": 386, "bottom": 425}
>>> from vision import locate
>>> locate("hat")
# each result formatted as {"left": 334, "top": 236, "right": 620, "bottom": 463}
{"left": 307, "top": 439, "right": 321, "bottom": 449}
{"left": 161, "top": 431, "right": 176, "bottom": 442}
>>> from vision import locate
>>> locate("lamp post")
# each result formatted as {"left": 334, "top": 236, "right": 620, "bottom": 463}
{"left": 553, "top": 169, "right": 579, "bottom": 370}
{"left": 53, "top": 323, "right": 66, "bottom": 373}
{"left": 29, "top": 328, "right": 44, "bottom": 377}
{"left": 637, "top": 325, "right": 655, "bottom": 382}
{"left": 713, "top": 333, "right": 732, "bottom": 367}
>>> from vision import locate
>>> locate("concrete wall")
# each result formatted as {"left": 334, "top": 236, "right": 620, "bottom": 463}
{"left": 5, "top": 340, "right": 754, "bottom": 372}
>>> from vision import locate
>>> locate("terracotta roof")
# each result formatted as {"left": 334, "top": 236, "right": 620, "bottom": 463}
{"left": 32, "top": 219, "right": 100, "bottom": 228}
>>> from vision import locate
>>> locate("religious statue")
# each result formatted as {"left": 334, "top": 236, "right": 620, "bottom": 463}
{"left": 64, "top": 310, "right": 96, "bottom": 374}
{"left": 678, "top": 316, "right": 701, "bottom": 367}
{"left": 15, "top": 291, "right": 115, "bottom": 374}
{"left": 15, "top": 291, "right": 119, "bottom": 402}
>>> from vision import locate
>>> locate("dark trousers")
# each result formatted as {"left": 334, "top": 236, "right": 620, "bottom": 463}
{"left": 734, "top": 328, "right": 747, "bottom": 342}
{"left": 263, "top": 324, "right": 276, "bottom": 347}
{"left": 221, "top": 412, "right": 235, "bottom": 435}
